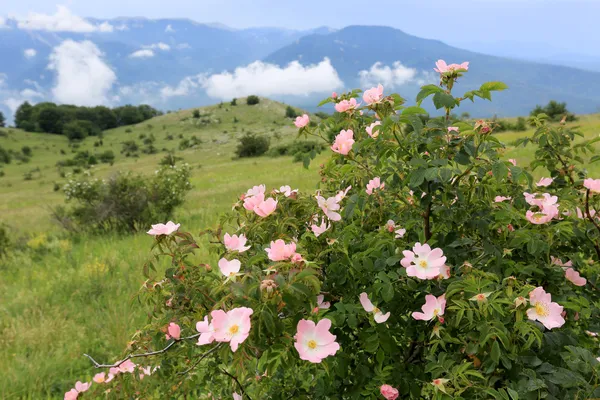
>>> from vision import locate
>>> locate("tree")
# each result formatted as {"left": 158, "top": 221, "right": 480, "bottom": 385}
{"left": 285, "top": 106, "right": 298, "bottom": 118}
{"left": 192, "top": 109, "right": 201, "bottom": 119}
{"left": 246, "top": 95, "right": 260, "bottom": 105}
{"left": 63, "top": 120, "right": 90, "bottom": 141}
{"left": 231, "top": 98, "right": 237, "bottom": 106}
{"left": 530, "top": 100, "right": 577, "bottom": 122}
{"left": 36, "top": 105, "right": 63, "bottom": 134}
{"left": 14, "top": 102, "right": 33, "bottom": 129}
{"left": 0, "top": 111, "right": 5, "bottom": 127}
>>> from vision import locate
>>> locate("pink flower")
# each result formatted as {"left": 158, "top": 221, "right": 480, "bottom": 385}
{"left": 276, "top": 185, "right": 298, "bottom": 198}
{"left": 211, "top": 307, "right": 254, "bottom": 352}
{"left": 434, "top": 59, "right": 469, "bottom": 73}
{"left": 565, "top": 268, "right": 586, "bottom": 286}
{"left": 294, "top": 318, "right": 340, "bottom": 363}
{"left": 233, "top": 393, "right": 243, "bottom": 400}
{"left": 93, "top": 372, "right": 112, "bottom": 384}
{"left": 551, "top": 256, "right": 573, "bottom": 267}
{"left": 366, "top": 121, "right": 382, "bottom": 138}
{"left": 380, "top": 384, "right": 399, "bottom": 400}
{"left": 359, "top": 292, "right": 390, "bottom": 323}
{"left": 243, "top": 192, "right": 265, "bottom": 211}
{"left": 196, "top": 316, "right": 216, "bottom": 345}
{"left": 265, "top": 239, "right": 297, "bottom": 261}
{"left": 385, "top": 220, "right": 395, "bottom": 232}
{"left": 363, "top": 84, "right": 384, "bottom": 105}
{"left": 294, "top": 114, "right": 310, "bottom": 128}
{"left": 401, "top": 243, "right": 447, "bottom": 280}
{"left": 447, "top": 127, "right": 459, "bottom": 133}
{"left": 291, "top": 252, "right": 303, "bottom": 264}
{"left": 526, "top": 210, "right": 555, "bottom": 225}
{"left": 166, "top": 322, "right": 181, "bottom": 340}
{"left": 64, "top": 389, "right": 79, "bottom": 400}
{"left": 218, "top": 258, "right": 242, "bottom": 278}
{"left": 138, "top": 366, "right": 152, "bottom": 380}
{"left": 74, "top": 382, "right": 91, "bottom": 393}
{"left": 334, "top": 98, "right": 359, "bottom": 113}
{"left": 395, "top": 228, "right": 406, "bottom": 238}
{"left": 331, "top": 129, "right": 355, "bottom": 155}
{"left": 331, "top": 92, "right": 338, "bottom": 99}
{"left": 147, "top": 221, "right": 180, "bottom": 236}
{"left": 335, "top": 186, "right": 352, "bottom": 202}
{"left": 109, "top": 367, "right": 120, "bottom": 376}
{"left": 224, "top": 233, "right": 251, "bottom": 253}
{"left": 526, "top": 287, "right": 565, "bottom": 330}
{"left": 366, "top": 177, "right": 385, "bottom": 195}
{"left": 412, "top": 294, "right": 446, "bottom": 321}
{"left": 438, "top": 265, "right": 451, "bottom": 280}
{"left": 508, "top": 159, "right": 517, "bottom": 166}
{"left": 536, "top": 177, "right": 554, "bottom": 187}
{"left": 584, "top": 178, "right": 600, "bottom": 193}
{"left": 316, "top": 195, "right": 342, "bottom": 221}
{"left": 118, "top": 359, "right": 136, "bottom": 373}
{"left": 254, "top": 198, "right": 278, "bottom": 217}
{"left": 313, "top": 294, "right": 331, "bottom": 313}
{"left": 494, "top": 196, "right": 511, "bottom": 203}
{"left": 311, "top": 218, "right": 331, "bottom": 237}
{"left": 245, "top": 184, "right": 266, "bottom": 198}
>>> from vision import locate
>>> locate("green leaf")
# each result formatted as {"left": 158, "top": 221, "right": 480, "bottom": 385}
{"left": 491, "top": 340, "right": 501, "bottom": 363}
{"left": 432, "top": 92, "right": 456, "bottom": 110}
{"left": 409, "top": 168, "right": 427, "bottom": 187}
{"left": 381, "top": 283, "right": 394, "bottom": 302}
{"left": 402, "top": 106, "right": 428, "bottom": 116}
{"left": 416, "top": 84, "right": 444, "bottom": 106}
{"left": 492, "top": 162, "right": 509, "bottom": 181}
{"left": 480, "top": 81, "right": 508, "bottom": 92}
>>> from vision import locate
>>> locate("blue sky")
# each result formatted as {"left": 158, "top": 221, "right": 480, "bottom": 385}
{"left": 2, "top": 0, "right": 598, "bottom": 55}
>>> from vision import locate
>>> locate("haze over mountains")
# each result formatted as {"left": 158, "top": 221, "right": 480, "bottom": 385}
{"left": 1, "top": 8, "right": 600, "bottom": 121}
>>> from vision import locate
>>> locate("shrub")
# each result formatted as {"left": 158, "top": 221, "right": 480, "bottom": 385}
{"left": 0, "top": 224, "right": 9, "bottom": 256}
{"left": 231, "top": 98, "right": 237, "bottom": 106}
{"left": 21, "top": 146, "right": 32, "bottom": 156}
{"left": 285, "top": 106, "right": 298, "bottom": 118}
{"left": 121, "top": 140, "right": 139, "bottom": 156}
{"left": 530, "top": 100, "right": 577, "bottom": 122}
{"left": 246, "top": 95, "right": 260, "bottom": 105}
{"left": 0, "top": 145, "right": 11, "bottom": 164}
{"left": 235, "top": 133, "right": 270, "bottom": 158}
{"left": 69, "top": 63, "right": 600, "bottom": 400}
{"left": 192, "top": 109, "right": 201, "bottom": 118}
{"left": 268, "top": 140, "right": 326, "bottom": 165}
{"left": 59, "top": 164, "right": 192, "bottom": 233}
{"left": 159, "top": 153, "right": 183, "bottom": 167}
{"left": 63, "top": 120, "right": 90, "bottom": 141}
{"left": 97, "top": 150, "right": 115, "bottom": 164}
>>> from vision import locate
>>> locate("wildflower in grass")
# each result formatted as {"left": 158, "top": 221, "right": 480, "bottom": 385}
{"left": 412, "top": 294, "right": 446, "bottom": 321}
{"left": 294, "top": 114, "right": 310, "bottom": 128}
{"left": 331, "top": 129, "right": 355, "bottom": 155}
{"left": 380, "top": 384, "right": 399, "bottom": 400}
{"left": 245, "top": 184, "right": 266, "bottom": 198}
{"left": 254, "top": 197, "right": 277, "bottom": 217}
{"left": 363, "top": 84, "right": 384, "bottom": 105}
{"left": 265, "top": 239, "right": 297, "bottom": 261}
{"left": 316, "top": 195, "right": 342, "bottom": 221}
{"left": 526, "top": 287, "right": 565, "bottom": 329}
{"left": 565, "top": 268, "right": 586, "bottom": 286}
{"left": 401, "top": 243, "right": 447, "bottom": 280}
{"left": 147, "top": 221, "right": 180, "bottom": 236}
{"left": 165, "top": 322, "right": 181, "bottom": 340}
{"left": 359, "top": 292, "right": 391, "bottom": 323}
{"left": 334, "top": 98, "right": 359, "bottom": 113}
{"left": 311, "top": 218, "right": 330, "bottom": 237}
{"left": 218, "top": 258, "right": 242, "bottom": 280}
{"left": 366, "top": 121, "right": 381, "bottom": 138}
{"left": 224, "top": 233, "right": 251, "bottom": 253}
{"left": 584, "top": 178, "right": 600, "bottom": 193}
{"left": 536, "top": 177, "right": 554, "bottom": 187}
{"left": 294, "top": 318, "right": 340, "bottom": 363}
{"left": 211, "top": 307, "right": 254, "bottom": 352}
{"left": 366, "top": 177, "right": 385, "bottom": 195}
{"left": 196, "top": 316, "right": 216, "bottom": 345}
{"left": 313, "top": 294, "right": 331, "bottom": 313}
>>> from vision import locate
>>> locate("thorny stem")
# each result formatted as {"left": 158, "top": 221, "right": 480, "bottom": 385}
{"left": 220, "top": 367, "right": 253, "bottom": 400}
{"left": 584, "top": 189, "right": 600, "bottom": 259}
{"left": 177, "top": 343, "right": 223, "bottom": 375}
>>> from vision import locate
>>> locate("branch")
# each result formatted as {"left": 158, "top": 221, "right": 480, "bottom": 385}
{"left": 177, "top": 343, "right": 223, "bottom": 375}
{"left": 584, "top": 189, "right": 600, "bottom": 259}
{"left": 84, "top": 333, "right": 201, "bottom": 369}
{"left": 220, "top": 367, "right": 253, "bottom": 400}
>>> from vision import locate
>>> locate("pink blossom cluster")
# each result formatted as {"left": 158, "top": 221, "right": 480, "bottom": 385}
{"left": 265, "top": 239, "right": 302, "bottom": 263}
{"left": 196, "top": 307, "right": 254, "bottom": 352}
{"left": 315, "top": 186, "right": 351, "bottom": 222}
{"left": 523, "top": 192, "right": 560, "bottom": 224}
{"left": 242, "top": 184, "right": 278, "bottom": 217}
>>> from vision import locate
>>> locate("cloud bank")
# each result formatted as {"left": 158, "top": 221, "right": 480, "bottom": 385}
{"left": 130, "top": 49, "right": 155, "bottom": 58}
{"left": 16, "top": 6, "right": 113, "bottom": 33}
{"left": 48, "top": 40, "right": 116, "bottom": 106}
{"left": 24, "top": 48, "right": 37, "bottom": 59}
{"left": 358, "top": 61, "right": 418, "bottom": 88}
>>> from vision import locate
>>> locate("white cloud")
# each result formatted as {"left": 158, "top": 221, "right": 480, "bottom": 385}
{"left": 160, "top": 74, "right": 205, "bottom": 98}
{"left": 20, "top": 88, "right": 44, "bottom": 98}
{"left": 0, "top": 72, "right": 7, "bottom": 87}
{"left": 17, "top": 6, "right": 113, "bottom": 33}
{"left": 359, "top": 61, "right": 418, "bottom": 88}
{"left": 176, "top": 43, "right": 191, "bottom": 50}
{"left": 3, "top": 98, "right": 24, "bottom": 113}
{"left": 130, "top": 49, "right": 155, "bottom": 58}
{"left": 192, "top": 58, "right": 343, "bottom": 100}
{"left": 143, "top": 42, "right": 170, "bottom": 51}
{"left": 24, "top": 48, "right": 37, "bottom": 59}
{"left": 0, "top": 16, "right": 9, "bottom": 29}
{"left": 48, "top": 40, "right": 116, "bottom": 106}
{"left": 115, "top": 24, "right": 128, "bottom": 31}
{"left": 165, "top": 24, "right": 175, "bottom": 33}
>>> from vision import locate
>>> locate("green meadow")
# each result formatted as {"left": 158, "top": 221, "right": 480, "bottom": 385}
{"left": 0, "top": 99, "right": 599, "bottom": 398}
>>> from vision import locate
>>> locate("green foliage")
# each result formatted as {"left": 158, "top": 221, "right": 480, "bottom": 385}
{"left": 285, "top": 105, "right": 298, "bottom": 118}
{"left": 192, "top": 109, "right": 201, "bottom": 118}
{"left": 268, "top": 140, "right": 326, "bottom": 164}
{"left": 58, "top": 164, "right": 192, "bottom": 233}
{"left": 21, "top": 146, "right": 32, "bottom": 157}
{"left": 235, "top": 133, "right": 270, "bottom": 158}
{"left": 0, "top": 145, "right": 11, "bottom": 164}
{"left": 246, "top": 95, "right": 260, "bottom": 105}
{"left": 231, "top": 98, "right": 237, "bottom": 106}
{"left": 531, "top": 101, "right": 577, "bottom": 122}
{"left": 0, "top": 111, "right": 5, "bottom": 128}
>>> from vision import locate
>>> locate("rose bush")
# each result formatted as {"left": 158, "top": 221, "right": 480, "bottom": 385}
{"left": 71, "top": 60, "right": 600, "bottom": 399}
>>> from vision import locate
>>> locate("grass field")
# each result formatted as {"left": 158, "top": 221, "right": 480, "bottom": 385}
{"left": 0, "top": 102, "right": 599, "bottom": 398}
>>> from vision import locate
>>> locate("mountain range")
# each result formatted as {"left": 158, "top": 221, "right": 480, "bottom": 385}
{"left": 1, "top": 16, "right": 599, "bottom": 121}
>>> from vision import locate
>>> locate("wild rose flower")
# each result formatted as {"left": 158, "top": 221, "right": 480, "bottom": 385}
{"left": 385, "top": 220, "right": 395, "bottom": 232}
{"left": 138, "top": 366, "right": 152, "bottom": 380}
{"left": 434, "top": 59, "right": 468, "bottom": 73}
{"left": 584, "top": 178, "right": 600, "bottom": 193}
{"left": 335, "top": 186, "right": 352, "bottom": 202}
{"left": 260, "top": 279, "right": 278, "bottom": 294}
{"left": 311, "top": 218, "right": 331, "bottom": 237}
{"left": 469, "top": 292, "right": 492, "bottom": 302}
{"left": 438, "top": 265, "right": 451, "bottom": 280}
{"left": 536, "top": 177, "right": 554, "bottom": 187}
{"left": 218, "top": 258, "right": 242, "bottom": 280}
{"left": 74, "top": 382, "right": 91, "bottom": 393}
{"left": 334, "top": 98, "right": 359, "bottom": 113}
{"left": 412, "top": 294, "right": 446, "bottom": 321}
{"left": 276, "top": 185, "right": 298, "bottom": 198}
{"left": 508, "top": 159, "right": 517, "bottom": 166}
{"left": 474, "top": 119, "right": 490, "bottom": 133}
{"left": 366, "top": 121, "right": 381, "bottom": 138}
{"left": 313, "top": 294, "right": 331, "bottom": 313}
{"left": 294, "top": 318, "right": 340, "bottom": 363}
{"left": 316, "top": 195, "right": 342, "bottom": 221}
{"left": 394, "top": 228, "right": 406, "bottom": 238}
{"left": 359, "top": 292, "right": 390, "bottom": 323}
{"left": 265, "top": 239, "right": 297, "bottom": 261}
{"left": 147, "top": 221, "right": 180, "bottom": 236}
{"left": 245, "top": 184, "right": 265, "bottom": 198}
{"left": 365, "top": 177, "right": 385, "bottom": 195}
{"left": 363, "top": 84, "right": 384, "bottom": 105}
{"left": 494, "top": 196, "right": 511, "bottom": 203}
{"left": 166, "top": 322, "right": 181, "bottom": 340}
{"left": 551, "top": 256, "right": 573, "bottom": 267}
{"left": 331, "top": 129, "right": 355, "bottom": 155}
{"left": 243, "top": 192, "right": 265, "bottom": 211}
{"left": 254, "top": 198, "right": 278, "bottom": 217}
{"left": 526, "top": 210, "right": 555, "bottom": 225}
{"left": 401, "top": 243, "right": 447, "bottom": 280}
{"left": 380, "top": 384, "right": 399, "bottom": 400}
{"left": 447, "top": 127, "right": 459, "bottom": 133}
{"left": 576, "top": 206, "right": 597, "bottom": 219}
{"left": 431, "top": 378, "right": 450, "bottom": 393}
{"left": 294, "top": 114, "right": 310, "bottom": 128}
{"left": 211, "top": 307, "right": 254, "bottom": 352}
{"left": 565, "top": 268, "right": 586, "bottom": 286}
{"left": 118, "top": 360, "right": 136, "bottom": 373}
{"left": 224, "top": 233, "right": 251, "bottom": 253}
{"left": 93, "top": 372, "right": 113, "bottom": 384}
{"left": 196, "top": 316, "right": 216, "bottom": 345}
{"left": 526, "top": 287, "right": 565, "bottom": 330}
{"left": 64, "top": 389, "right": 79, "bottom": 400}
{"left": 585, "top": 330, "right": 598, "bottom": 337}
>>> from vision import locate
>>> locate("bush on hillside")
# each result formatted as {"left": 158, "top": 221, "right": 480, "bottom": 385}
{"left": 246, "top": 95, "right": 260, "bottom": 105}
{"left": 235, "top": 133, "right": 270, "bottom": 158}
{"left": 21, "top": 146, "right": 33, "bottom": 157}
{"left": 58, "top": 164, "right": 191, "bottom": 233}
{"left": 530, "top": 100, "right": 577, "bottom": 122}
{"left": 285, "top": 106, "right": 298, "bottom": 118}
{"left": 0, "top": 224, "right": 9, "bottom": 256}
{"left": 231, "top": 98, "right": 237, "bottom": 106}
{"left": 68, "top": 63, "right": 600, "bottom": 400}
{"left": 0, "top": 145, "right": 11, "bottom": 164}
{"left": 0, "top": 111, "right": 5, "bottom": 128}
{"left": 267, "top": 140, "right": 326, "bottom": 165}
